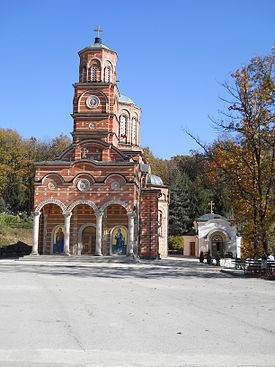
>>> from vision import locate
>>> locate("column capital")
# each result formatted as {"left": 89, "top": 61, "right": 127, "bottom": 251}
{"left": 127, "top": 212, "right": 136, "bottom": 219}
{"left": 64, "top": 212, "right": 72, "bottom": 218}
{"left": 96, "top": 211, "right": 104, "bottom": 218}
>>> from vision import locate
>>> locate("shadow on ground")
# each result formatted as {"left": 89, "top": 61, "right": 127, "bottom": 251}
{"left": 0, "top": 259, "right": 232, "bottom": 280}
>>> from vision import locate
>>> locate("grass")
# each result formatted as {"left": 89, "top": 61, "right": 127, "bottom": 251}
{"left": 0, "top": 214, "right": 33, "bottom": 248}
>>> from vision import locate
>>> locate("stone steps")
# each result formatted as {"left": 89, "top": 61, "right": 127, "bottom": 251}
{"left": 19, "top": 255, "right": 139, "bottom": 264}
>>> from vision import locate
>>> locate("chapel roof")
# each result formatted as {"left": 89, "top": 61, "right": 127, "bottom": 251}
{"left": 197, "top": 213, "right": 228, "bottom": 222}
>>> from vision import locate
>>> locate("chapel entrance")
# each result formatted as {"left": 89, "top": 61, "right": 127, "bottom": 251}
{"left": 81, "top": 226, "right": 96, "bottom": 255}
{"left": 211, "top": 234, "right": 224, "bottom": 257}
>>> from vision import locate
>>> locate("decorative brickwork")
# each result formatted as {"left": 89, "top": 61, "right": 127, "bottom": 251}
{"left": 32, "top": 35, "right": 169, "bottom": 259}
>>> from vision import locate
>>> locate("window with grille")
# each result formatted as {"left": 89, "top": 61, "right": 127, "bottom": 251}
{"left": 105, "top": 67, "right": 110, "bottom": 83}
{"left": 120, "top": 115, "right": 127, "bottom": 137}
{"left": 132, "top": 118, "right": 137, "bottom": 142}
{"left": 92, "top": 65, "right": 97, "bottom": 81}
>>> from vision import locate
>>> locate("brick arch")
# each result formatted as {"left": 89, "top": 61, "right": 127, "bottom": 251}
{"left": 87, "top": 57, "right": 102, "bottom": 69}
{"left": 99, "top": 200, "right": 132, "bottom": 215}
{"left": 77, "top": 90, "right": 108, "bottom": 111}
{"left": 66, "top": 199, "right": 99, "bottom": 215}
{"left": 73, "top": 173, "right": 96, "bottom": 184}
{"left": 34, "top": 199, "right": 66, "bottom": 214}
{"left": 104, "top": 173, "right": 127, "bottom": 184}
{"left": 41, "top": 173, "right": 65, "bottom": 185}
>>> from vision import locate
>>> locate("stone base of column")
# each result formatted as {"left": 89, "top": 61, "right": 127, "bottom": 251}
{"left": 30, "top": 252, "right": 39, "bottom": 256}
{"left": 95, "top": 251, "right": 102, "bottom": 256}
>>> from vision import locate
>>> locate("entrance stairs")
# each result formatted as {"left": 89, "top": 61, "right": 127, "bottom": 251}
{"left": 19, "top": 255, "right": 139, "bottom": 264}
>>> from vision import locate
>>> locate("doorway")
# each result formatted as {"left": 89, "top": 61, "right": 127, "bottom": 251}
{"left": 81, "top": 226, "right": 96, "bottom": 255}
{"left": 211, "top": 234, "right": 224, "bottom": 257}
{"left": 190, "top": 242, "right": 196, "bottom": 257}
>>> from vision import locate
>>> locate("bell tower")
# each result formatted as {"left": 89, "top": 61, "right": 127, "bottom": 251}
{"left": 71, "top": 30, "right": 141, "bottom": 162}
{"left": 72, "top": 27, "right": 119, "bottom": 148}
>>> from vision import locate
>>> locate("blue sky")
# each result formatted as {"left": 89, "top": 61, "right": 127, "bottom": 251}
{"left": 0, "top": 0, "right": 274, "bottom": 159}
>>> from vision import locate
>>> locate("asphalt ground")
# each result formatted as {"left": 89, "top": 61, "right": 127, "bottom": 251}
{"left": 0, "top": 257, "right": 274, "bottom": 366}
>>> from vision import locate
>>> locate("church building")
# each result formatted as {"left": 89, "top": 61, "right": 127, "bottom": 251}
{"left": 31, "top": 32, "right": 169, "bottom": 258}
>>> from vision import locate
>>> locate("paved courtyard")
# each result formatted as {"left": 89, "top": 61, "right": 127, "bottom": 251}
{"left": 0, "top": 257, "right": 274, "bottom": 367}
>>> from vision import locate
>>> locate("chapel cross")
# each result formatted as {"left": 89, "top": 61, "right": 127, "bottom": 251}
{"left": 209, "top": 200, "right": 215, "bottom": 214}
{"left": 94, "top": 25, "right": 103, "bottom": 38}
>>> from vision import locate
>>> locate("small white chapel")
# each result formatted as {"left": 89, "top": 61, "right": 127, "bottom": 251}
{"left": 183, "top": 211, "right": 242, "bottom": 259}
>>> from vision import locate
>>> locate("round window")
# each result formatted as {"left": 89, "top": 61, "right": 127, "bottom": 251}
{"left": 77, "top": 179, "right": 91, "bottom": 192}
{"left": 86, "top": 95, "right": 100, "bottom": 109}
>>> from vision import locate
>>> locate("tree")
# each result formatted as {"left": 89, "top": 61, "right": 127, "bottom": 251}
{"left": 0, "top": 128, "right": 71, "bottom": 214}
{"left": 188, "top": 51, "right": 275, "bottom": 257}
{"left": 143, "top": 147, "right": 169, "bottom": 184}
{"left": 169, "top": 169, "right": 192, "bottom": 235}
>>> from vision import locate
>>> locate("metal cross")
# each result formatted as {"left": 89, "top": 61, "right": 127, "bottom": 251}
{"left": 94, "top": 25, "right": 103, "bottom": 37}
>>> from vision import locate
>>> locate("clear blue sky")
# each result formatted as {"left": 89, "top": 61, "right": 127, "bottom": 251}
{"left": 0, "top": 0, "right": 274, "bottom": 159}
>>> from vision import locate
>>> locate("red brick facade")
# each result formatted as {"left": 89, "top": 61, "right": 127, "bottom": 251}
{"left": 32, "top": 35, "right": 168, "bottom": 259}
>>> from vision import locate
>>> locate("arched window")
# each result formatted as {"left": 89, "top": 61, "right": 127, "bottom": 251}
{"left": 120, "top": 115, "right": 127, "bottom": 137}
{"left": 104, "top": 67, "right": 110, "bottom": 83}
{"left": 132, "top": 118, "right": 137, "bottom": 143}
{"left": 92, "top": 65, "right": 97, "bottom": 81}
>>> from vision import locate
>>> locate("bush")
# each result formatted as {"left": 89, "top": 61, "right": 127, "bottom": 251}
{"left": 207, "top": 250, "right": 212, "bottom": 265}
{"left": 199, "top": 251, "right": 204, "bottom": 263}
{"left": 0, "top": 214, "right": 32, "bottom": 229}
{"left": 168, "top": 236, "right": 184, "bottom": 252}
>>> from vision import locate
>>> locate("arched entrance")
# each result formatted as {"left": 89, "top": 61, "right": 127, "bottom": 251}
{"left": 70, "top": 202, "right": 97, "bottom": 255}
{"left": 81, "top": 225, "right": 96, "bottom": 255}
{"left": 211, "top": 234, "right": 224, "bottom": 257}
{"left": 38, "top": 203, "right": 65, "bottom": 255}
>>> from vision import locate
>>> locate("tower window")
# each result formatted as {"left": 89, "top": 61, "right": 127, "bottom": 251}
{"left": 120, "top": 115, "right": 127, "bottom": 137}
{"left": 132, "top": 118, "right": 137, "bottom": 143}
{"left": 92, "top": 65, "right": 97, "bottom": 81}
{"left": 104, "top": 67, "right": 110, "bottom": 83}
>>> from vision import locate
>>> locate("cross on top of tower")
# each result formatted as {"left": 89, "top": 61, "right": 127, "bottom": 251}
{"left": 93, "top": 25, "right": 103, "bottom": 44}
{"left": 93, "top": 25, "right": 103, "bottom": 37}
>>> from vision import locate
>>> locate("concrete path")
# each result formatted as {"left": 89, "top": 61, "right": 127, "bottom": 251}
{"left": 0, "top": 257, "right": 274, "bottom": 366}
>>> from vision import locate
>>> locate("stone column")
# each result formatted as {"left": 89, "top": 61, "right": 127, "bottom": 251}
{"left": 42, "top": 214, "right": 48, "bottom": 255}
{"left": 64, "top": 213, "right": 72, "bottom": 256}
{"left": 127, "top": 213, "right": 135, "bottom": 256}
{"left": 95, "top": 212, "right": 103, "bottom": 256}
{"left": 32, "top": 212, "right": 41, "bottom": 255}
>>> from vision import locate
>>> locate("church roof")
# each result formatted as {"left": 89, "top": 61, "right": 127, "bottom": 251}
{"left": 197, "top": 213, "right": 228, "bottom": 222}
{"left": 88, "top": 42, "right": 110, "bottom": 50}
{"left": 147, "top": 174, "right": 164, "bottom": 186}
{"left": 119, "top": 94, "right": 135, "bottom": 105}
